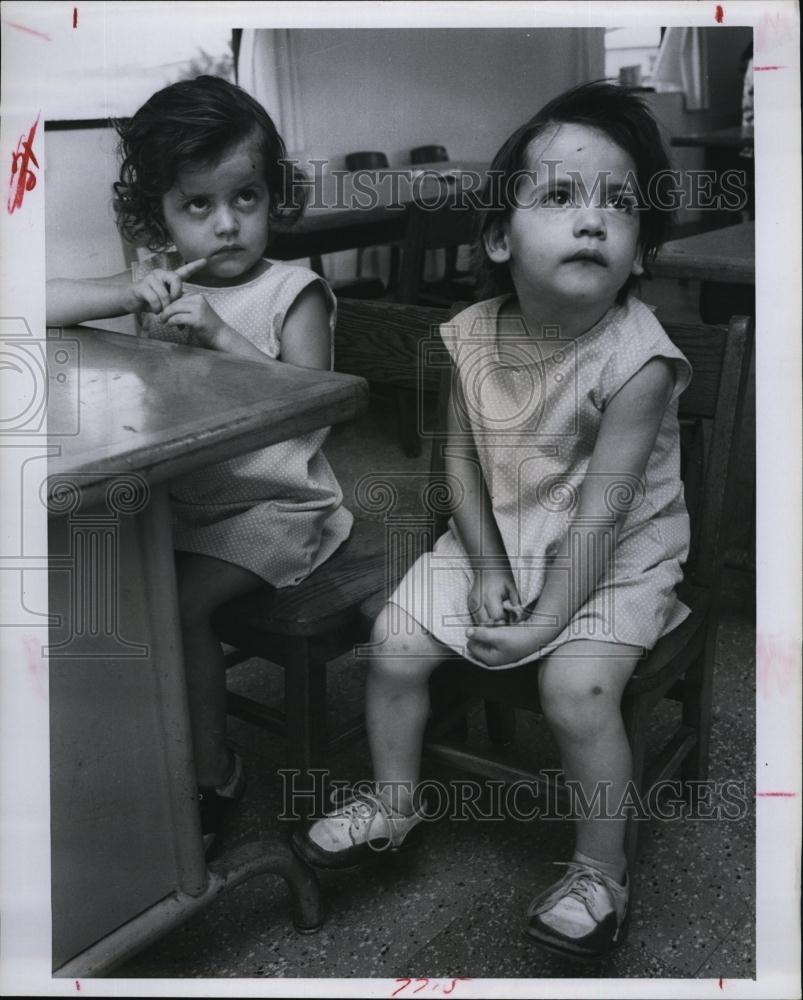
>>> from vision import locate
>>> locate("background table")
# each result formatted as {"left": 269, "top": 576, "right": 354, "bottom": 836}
{"left": 671, "top": 125, "right": 754, "bottom": 151}
{"left": 651, "top": 220, "right": 754, "bottom": 286}
{"left": 270, "top": 160, "right": 488, "bottom": 260}
{"left": 47, "top": 328, "right": 368, "bottom": 975}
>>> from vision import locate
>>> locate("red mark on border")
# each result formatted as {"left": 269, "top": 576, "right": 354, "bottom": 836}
{"left": 719, "top": 977, "right": 724, "bottom": 989}
{"left": 756, "top": 633, "right": 798, "bottom": 696}
{"left": 74, "top": 981, "right": 81, "bottom": 991}
{"left": 391, "top": 980, "right": 471, "bottom": 997}
{"left": 715, "top": 5, "right": 724, "bottom": 23}
{"left": 22, "top": 635, "right": 47, "bottom": 699}
{"left": 8, "top": 114, "right": 40, "bottom": 214}
{"left": 73, "top": 7, "right": 78, "bottom": 28}
{"left": 753, "top": 65, "right": 786, "bottom": 71}
{"left": 2, "top": 20, "right": 52, "bottom": 40}
{"left": 756, "top": 791, "right": 797, "bottom": 797}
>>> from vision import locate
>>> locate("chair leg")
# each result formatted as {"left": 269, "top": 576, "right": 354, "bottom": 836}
{"left": 429, "top": 672, "right": 469, "bottom": 742}
{"left": 621, "top": 693, "right": 649, "bottom": 873}
{"left": 484, "top": 701, "right": 516, "bottom": 747}
{"left": 395, "top": 386, "right": 422, "bottom": 458}
{"left": 681, "top": 648, "right": 714, "bottom": 783}
{"left": 387, "top": 246, "right": 402, "bottom": 294}
{"left": 283, "top": 639, "right": 329, "bottom": 819}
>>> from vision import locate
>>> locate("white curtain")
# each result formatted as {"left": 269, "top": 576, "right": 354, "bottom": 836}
{"left": 651, "top": 28, "right": 710, "bottom": 111}
{"left": 238, "top": 29, "right": 305, "bottom": 153}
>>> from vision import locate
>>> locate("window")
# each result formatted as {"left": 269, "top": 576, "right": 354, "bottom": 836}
{"left": 604, "top": 26, "right": 662, "bottom": 87}
{"left": 39, "top": 16, "right": 234, "bottom": 122}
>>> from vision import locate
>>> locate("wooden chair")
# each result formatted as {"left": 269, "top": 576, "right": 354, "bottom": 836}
{"left": 345, "top": 151, "right": 390, "bottom": 171}
{"left": 211, "top": 300, "right": 447, "bottom": 799}
{"left": 363, "top": 312, "right": 754, "bottom": 870}
{"left": 391, "top": 203, "right": 478, "bottom": 456}
{"left": 411, "top": 144, "right": 449, "bottom": 165}
{"left": 408, "top": 145, "right": 469, "bottom": 289}
{"left": 396, "top": 200, "right": 478, "bottom": 308}
{"left": 342, "top": 151, "right": 401, "bottom": 292}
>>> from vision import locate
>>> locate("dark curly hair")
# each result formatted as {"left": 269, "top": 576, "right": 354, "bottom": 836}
{"left": 113, "top": 75, "right": 305, "bottom": 252}
{"left": 473, "top": 81, "right": 674, "bottom": 301}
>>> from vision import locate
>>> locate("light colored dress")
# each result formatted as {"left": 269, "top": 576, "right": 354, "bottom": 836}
{"left": 389, "top": 294, "right": 693, "bottom": 669}
{"left": 140, "top": 260, "right": 352, "bottom": 587}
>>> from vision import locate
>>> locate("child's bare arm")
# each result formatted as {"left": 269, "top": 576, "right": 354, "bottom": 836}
{"left": 159, "top": 280, "right": 330, "bottom": 368}
{"left": 277, "top": 283, "right": 332, "bottom": 370}
{"left": 467, "top": 358, "right": 675, "bottom": 665}
{"left": 446, "top": 375, "right": 519, "bottom": 624}
{"left": 46, "top": 259, "right": 207, "bottom": 327}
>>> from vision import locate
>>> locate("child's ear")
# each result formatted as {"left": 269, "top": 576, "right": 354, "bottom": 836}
{"left": 631, "top": 247, "right": 645, "bottom": 277}
{"left": 483, "top": 222, "right": 511, "bottom": 264}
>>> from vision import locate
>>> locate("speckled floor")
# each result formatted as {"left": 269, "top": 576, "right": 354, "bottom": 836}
{"left": 115, "top": 279, "right": 756, "bottom": 983}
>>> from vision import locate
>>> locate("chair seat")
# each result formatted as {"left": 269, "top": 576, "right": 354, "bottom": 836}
{"left": 627, "top": 583, "right": 710, "bottom": 692}
{"left": 214, "top": 517, "right": 389, "bottom": 639}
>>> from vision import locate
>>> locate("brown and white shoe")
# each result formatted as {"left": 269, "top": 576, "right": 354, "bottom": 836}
{"left": 291, "top": 787, "right": 426, "bottom": 870}
{"left": 526, "top": 860, "right": 630, "bottom": 961}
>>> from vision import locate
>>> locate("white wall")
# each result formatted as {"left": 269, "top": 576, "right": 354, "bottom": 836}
{"left": 45, "top": 127, "right": 135, "bottom": 334}
{"left": 286, "top": 28, "right": 605, "bottom": 166}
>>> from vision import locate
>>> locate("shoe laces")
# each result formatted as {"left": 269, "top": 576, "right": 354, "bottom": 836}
{"left": 333, "top": 789, "right": 398, "bottom": 848}
{"left": 528, "top": 861, "right": 624, "bottom": 920}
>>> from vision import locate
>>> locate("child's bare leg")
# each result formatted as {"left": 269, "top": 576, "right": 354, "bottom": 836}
{"left": 367, "top": 603, "right": 450, "bottom": 813}
{"left": 537, "top": 639, "right": 641, "bottom": 882}
{"left": 294, "top": 604, "right": 449, "bottom": 867}
{"left": 175, "top": 552, "right": 262, "bottom": 788}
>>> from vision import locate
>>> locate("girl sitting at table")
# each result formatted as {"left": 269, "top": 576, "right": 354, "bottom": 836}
{"left": 46, "top": 75, "right": 352, "bottom": 856}
{"left": 293, "top": 81, "right": 691, "bottom": 962}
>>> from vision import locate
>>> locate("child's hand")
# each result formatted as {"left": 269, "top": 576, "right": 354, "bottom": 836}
{"left": 129, "top": 258, "right": 207, "bottom": 315}
{"left": 468, "top": 570, "right": 520, "bottom": 625}
{"left": 158, "top": 292, "right": 230, "bottom": 350}
{"left": 465, "top": 622, "right": 541, "bottom": 668}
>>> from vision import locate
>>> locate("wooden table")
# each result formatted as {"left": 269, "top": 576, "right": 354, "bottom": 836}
{"left": 651, "top": 220, "right": 754, "bottom": 285}
{"left": 270, "top": 160, "right": 488, "bottom": 260}
{"left": 671, "top": 125, "right": 754, "bottom": 150}
{"left": 47, "top": 328, "right": 368, "bottom": 975}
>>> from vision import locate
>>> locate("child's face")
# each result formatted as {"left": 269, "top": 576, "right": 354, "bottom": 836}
{"left": 487, "top": 123, "right": 643, "bottom": 313}
{"left": 161, "top": 134, "right": 270, "bottom": 287}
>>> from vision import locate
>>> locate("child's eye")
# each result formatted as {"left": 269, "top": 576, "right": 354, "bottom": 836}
{"left": 607, "top": 194, "right": 637, "bottom": 214}
{"left": 235, "top": 189, "right": 259, "bottom": 207}
{"left": 185, "top": 197, "right": 210, "bottom": 214}
{"left": 542, "top": 188, "right": 573, "bottom": 207}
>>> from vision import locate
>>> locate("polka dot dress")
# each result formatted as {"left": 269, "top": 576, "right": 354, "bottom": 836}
{"left": 389, "top": 294, "right": 693, "bottom": 669}
{"left": 140, "top": 261, "right": 352, "bottom": 587}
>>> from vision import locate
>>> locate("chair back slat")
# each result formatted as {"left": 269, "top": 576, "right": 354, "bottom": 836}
{"left": 397, "top": 203, "right": 477, "bottom": 304}
{"left": 668, "top": 315, "right": 753, "bottom": 586}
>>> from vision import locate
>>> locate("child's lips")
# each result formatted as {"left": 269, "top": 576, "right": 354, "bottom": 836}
{"left": 565, "top": 249, "right": 607, "bottom": 266}
{"left": 212, "top": 245, "right": 245, "bottom": 257}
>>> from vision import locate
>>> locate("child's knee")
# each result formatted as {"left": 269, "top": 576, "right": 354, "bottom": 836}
{"left": 367, "top": 605, "right": 441, "bottom": 684}
{"left": 538, "top": 664, "right": 621, "bottom": 740}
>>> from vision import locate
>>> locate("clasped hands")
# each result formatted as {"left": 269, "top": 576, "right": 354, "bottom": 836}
{"left": 465, "top": 569, "right": 552, "bottom": 668}
{"left": 129, "top": 257, "right": 229, "bottom": 350}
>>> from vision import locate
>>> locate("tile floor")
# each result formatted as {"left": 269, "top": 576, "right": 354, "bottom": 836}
{"left": 116, "top": 277, "right": 757, "bottom": 982}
